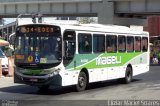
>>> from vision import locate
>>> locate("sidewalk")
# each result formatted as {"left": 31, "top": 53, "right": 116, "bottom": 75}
{"left": 0, "top": 76, "right": 15, "bottom": 88}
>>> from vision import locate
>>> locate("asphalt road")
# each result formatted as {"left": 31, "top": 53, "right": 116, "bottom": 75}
{"left": 0, "top": 66, "right": 160, "bottom": 106}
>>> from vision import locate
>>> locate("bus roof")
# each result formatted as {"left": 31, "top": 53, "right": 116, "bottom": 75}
{"left": 59, "top": 24, "right": 148, "bottom": 35}
{"left": 17, "top": 23, "right": 149, "bottom": 35}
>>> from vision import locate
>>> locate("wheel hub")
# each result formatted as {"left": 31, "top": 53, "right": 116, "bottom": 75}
{"left": 79, "top": 77, "right": 85, "bottom": 87}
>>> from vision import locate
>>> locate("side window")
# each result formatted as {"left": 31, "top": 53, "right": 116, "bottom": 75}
{"left": 127, "top": 36, "right": 134, "bottom": 52}
{"left": 106, "top": 35, "right": 117, "bottom": 53}
{"left": 78, "top": 33, "right": 92, "bottom": 54}
{"left": 63, "top": 31, "right": 76, "bottom": 66}
{"left": 118, "top": 36, "right": 126, "bottom": 52}
{"left": 93, "top": 34, "right": 105, "bottom": 53}
{"left": 142, "top": 37, "right": 148, "bottom": 52}
{"left": 135, "top": 37, "right": 141, "bottom": 52}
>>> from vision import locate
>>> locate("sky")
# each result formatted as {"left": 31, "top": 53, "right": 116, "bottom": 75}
{"left": 3, "top": 18, "right": 16, "bottom": 25}
{"left": 3, "top": 17, "right": 72, "bottom": 25}
{"left": 3, "top": 17, "right": 98, "bottom": 25}
{"left": 3, "top": 17, "right": 57, "bottom": 25}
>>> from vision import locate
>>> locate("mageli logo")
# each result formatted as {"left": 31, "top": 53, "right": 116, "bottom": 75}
{"left": 96, "top": 56, "right": 122, "bottom": 65}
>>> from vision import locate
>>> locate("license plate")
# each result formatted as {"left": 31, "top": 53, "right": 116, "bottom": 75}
{"left": 30, "top": 79, "right": 38, "bottom": 82}
{"left": 4, "top": 69, "right": 8, "bottom": 72}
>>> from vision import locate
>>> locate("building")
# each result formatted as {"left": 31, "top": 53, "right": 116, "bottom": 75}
{"left": 144, "top": 16, "right": 160, "bottom": 64}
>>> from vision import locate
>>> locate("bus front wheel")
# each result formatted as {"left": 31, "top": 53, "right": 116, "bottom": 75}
{"left": 124, "top": 66, "right": 133, "bottom": 84}
{"left": 76, "top": 71, "right": 87, "bottom": 92}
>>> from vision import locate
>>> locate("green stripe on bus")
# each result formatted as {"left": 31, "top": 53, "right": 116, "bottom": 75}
{"left": 66, "top": 52, "right": 146, "bottom": 71}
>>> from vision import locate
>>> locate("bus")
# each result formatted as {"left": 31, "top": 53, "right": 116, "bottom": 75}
{"left": 14, "top": 23, "right": 149, "bottom": 91}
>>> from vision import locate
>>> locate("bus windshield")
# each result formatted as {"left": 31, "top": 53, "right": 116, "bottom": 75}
{"left": 14, "top": 25, "right": 62, "bottom": 68}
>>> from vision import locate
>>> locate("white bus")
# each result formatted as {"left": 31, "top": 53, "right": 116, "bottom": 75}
{"left": 14, "top": 23, "right": 149, "bottom": 91}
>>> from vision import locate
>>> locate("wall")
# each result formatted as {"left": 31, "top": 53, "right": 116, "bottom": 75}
{"left": 144, "top": 16, "right": 160, "bottom": 37}
{"left": 98, "top": 0, "right": 147, "bottom": 26}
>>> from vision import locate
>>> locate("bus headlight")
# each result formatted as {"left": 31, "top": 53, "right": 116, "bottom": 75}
{"left": 53, "top": 68, "right": 61, "bottom": 75}
{"left": 48, "top": 68, "right": 61, "bottom": 77}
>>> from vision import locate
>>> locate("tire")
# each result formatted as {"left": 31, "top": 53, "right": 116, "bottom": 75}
{"left": 76, "top": 71, "right": 88, "bottom": 92}
{"left": 124, "top": 66, "right": 133, "bottom": 84}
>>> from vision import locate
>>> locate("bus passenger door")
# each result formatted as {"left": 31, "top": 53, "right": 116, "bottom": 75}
{"left": 63, "top": 31, "right": 76, "bottom": 85}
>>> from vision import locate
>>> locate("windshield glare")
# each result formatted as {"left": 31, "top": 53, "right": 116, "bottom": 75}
{"left": 15, "top": 35, "right": 62, "bottom": 64}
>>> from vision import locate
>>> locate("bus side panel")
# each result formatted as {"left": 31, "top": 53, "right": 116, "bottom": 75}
{"left": 89, "top": 69, "right": 102, "bottom": 82}
{"left": 132, "top": 52, "right": 149, "bottom": 76}
{"left": 133, "top": 64, "right": 149, "bottom": 76}
{"left": 60, "top": 71, "right": 73, "bottom": 86}
{"left": 61, "top": 70, "right": 79, "bottom": 86}
{"left": 91, "top": 67, "right": 125, "bottom": 82}
{"left": 118, "top": 66, "right": 127, "bottom": 78}
{"left": 101, "top": 68, "right": 108, "bottom": 81}
{"left": 107, "top": 67, "right": 118, "bottom": 80}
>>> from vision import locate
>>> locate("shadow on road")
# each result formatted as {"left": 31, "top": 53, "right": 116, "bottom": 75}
{"left": 86, "top": 79, "right": 141, "bottom": 91}
{"left": 0, "top": 78, "right": 142, "bottom": 96}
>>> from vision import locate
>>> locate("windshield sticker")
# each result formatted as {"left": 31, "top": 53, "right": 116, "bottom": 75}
{"left": 30, "top": 47, "right": 33, "bottom": 51}
{"left": 36, "top": 47, "right": 39, "bottom": 52}
{"left": 40, "top": 58, "right": 47, "bottom": 63}
{"left": 28, "top": 56, "right": 33, "bottom": 63}
{"left": 16, "top": 55, "right": 25, "bottom": 60}
{"left": 35, "top": 52, "right": 40, "bottom": 63}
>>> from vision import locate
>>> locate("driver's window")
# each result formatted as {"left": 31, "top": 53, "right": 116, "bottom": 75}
{"left": 63, "top": 31, "right": 76, "bottom": 66}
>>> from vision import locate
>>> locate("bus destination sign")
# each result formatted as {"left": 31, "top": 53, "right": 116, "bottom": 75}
{"left": 20, "top": 26, "right": 55, "bottom": 33}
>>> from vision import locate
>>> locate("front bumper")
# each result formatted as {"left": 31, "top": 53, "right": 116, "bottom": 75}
{"left": 14, "top": 71, "right": 62, "bottom": 87}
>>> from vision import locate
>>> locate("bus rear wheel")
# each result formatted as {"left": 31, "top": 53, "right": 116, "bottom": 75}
{"left": 124, "top": 66, "right": 132, "bottom": 84}
{"left": 76, "top": 71, "right": 87, "bottom": 92}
